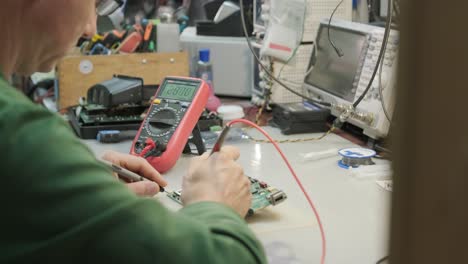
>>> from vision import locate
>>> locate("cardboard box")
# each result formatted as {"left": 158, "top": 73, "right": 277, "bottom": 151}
{"left": 57, "top": 52, "right": 189, "bottom": 109}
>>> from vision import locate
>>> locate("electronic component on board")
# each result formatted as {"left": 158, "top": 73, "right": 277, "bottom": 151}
{"left": 167, "top": 176, "right": 287, "bottom": 216}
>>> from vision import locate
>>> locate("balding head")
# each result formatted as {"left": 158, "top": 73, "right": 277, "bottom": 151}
{"left": 0, "top": 0, "right": 97, "bottom": 76}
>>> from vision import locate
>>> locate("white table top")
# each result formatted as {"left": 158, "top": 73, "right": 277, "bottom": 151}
{"left": 83, "top": 126, "right": 391, "bottom": 264}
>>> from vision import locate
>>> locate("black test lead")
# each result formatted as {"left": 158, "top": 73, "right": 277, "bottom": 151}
{"left": 100, "top": 159, "right": 166, "bottom": 193}
{"left": 210, "top": 125, "right": 231, "bottom": 155}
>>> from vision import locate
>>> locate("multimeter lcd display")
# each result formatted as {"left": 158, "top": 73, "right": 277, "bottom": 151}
{"left": 159, "top": 82, "right": 198, "bottom": 101}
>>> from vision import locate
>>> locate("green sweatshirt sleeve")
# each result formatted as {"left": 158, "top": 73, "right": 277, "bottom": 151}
{"left": 0, "top": 81, "right": 266, "bottom": 264}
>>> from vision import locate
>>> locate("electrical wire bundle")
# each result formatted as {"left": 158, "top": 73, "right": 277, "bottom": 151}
{"left": 239, "top": 0, "right": 331, "bottom": 108}
{"left": 240, "top": 0, "right": 395, "bottom": 129}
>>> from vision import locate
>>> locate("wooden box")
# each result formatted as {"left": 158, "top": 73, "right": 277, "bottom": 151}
{"left": 57, "top": 52, "right": 189, "bottom": 109}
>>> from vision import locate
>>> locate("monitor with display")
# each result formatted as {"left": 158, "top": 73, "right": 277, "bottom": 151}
{"left": 303, "top": 19, "right": 399, "bottom": 139}
{"left": 304, "top": 25, "right": 367, "bottom": 102}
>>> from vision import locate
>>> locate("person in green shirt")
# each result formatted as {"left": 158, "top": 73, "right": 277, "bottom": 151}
{"left": 0, "top": 1, "right": 266, "bottom": 263}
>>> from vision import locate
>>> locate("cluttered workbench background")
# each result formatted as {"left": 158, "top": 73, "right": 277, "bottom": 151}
{"left": 12, "top": 1, "right": 398, "bottom": 263}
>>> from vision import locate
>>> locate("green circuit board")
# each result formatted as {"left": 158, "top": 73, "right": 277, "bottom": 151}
{"left": 80, "top": 112, "right": 142, "bottom": 124}
{"left": 78, "top": 104, "right": 146, "bottom": 125}
{"left": 167, "top": 177, "right": 287, "bottom": 216}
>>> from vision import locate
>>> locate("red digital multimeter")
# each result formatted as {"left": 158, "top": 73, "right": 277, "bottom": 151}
{"left": 130, "top": 77, "right": 210, "bottom": 173}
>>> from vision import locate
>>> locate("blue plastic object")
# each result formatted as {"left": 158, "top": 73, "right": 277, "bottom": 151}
{"left": 338, "top": 148, "right": 376, "bottom": 159}
{"left": 337, "top": 147, "right": 377, "bottom": 169}
{"left": 97, "top": 130, "right": 120, "bottom": 142}
{"left": 178, "top": 15, "right": 190, "bottom": 32}
{"left": 199, "top": 49, "right": 210, "bottom": 63}
{"left": 89, "top": 43, "right": 111, "bottom": 55}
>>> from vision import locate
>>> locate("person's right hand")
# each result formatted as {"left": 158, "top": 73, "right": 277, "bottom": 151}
{"left": 181, "top": 146, "right": 252, "bottom": 217}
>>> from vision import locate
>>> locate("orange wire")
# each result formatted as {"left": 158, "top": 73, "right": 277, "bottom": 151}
{"left": 227, "top": 119, "right": 327, "bottom": 264}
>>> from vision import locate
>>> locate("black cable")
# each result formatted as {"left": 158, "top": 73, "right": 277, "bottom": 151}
{"left": 327, "top": 0, "right": 345, "bottom": 57}
{"left": 376, "top": 255, "right": 389, "bottom": 264}
{"left": 239, "top": 0, "right": 332, "bottom": 108}
{"left": 242, "top": 0, "right": 391, "bottom": 114}
{"left": 331, "top": 0, "right": 393, "bottom": 129}
{"left": 393, "top": 0, "right": 400, "bottom": 25}
{"left": 289, "top": 0, "right": 346, "bottom": 84}
{"left": 378, "top": 0, "right": 393, "bottom": 122}
{"left": 370, "top": 0, "right": 383, "bottom": 22}
{"left": 375, "top": 143, "right": 392, "bottom": 155}
{"left": 352, "top": 0, "right": 392, "bottom": 108}
{"left": 27, "top": 79, "right": 55, "bottom": 99}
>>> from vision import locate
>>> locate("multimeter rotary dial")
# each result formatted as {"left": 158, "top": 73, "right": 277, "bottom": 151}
{"left": 146, "top": 108, "right": 179, "bottom": 137}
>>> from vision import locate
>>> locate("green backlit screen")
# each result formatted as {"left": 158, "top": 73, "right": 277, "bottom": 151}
{"left": 159, "top": 81, "right": 198, "bottom": 101}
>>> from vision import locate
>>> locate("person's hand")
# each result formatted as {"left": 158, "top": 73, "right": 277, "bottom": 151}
{"left": 181, "top": 146, "right": 252, "bottom": 217}
{"left": 102, "top": 150, "right": 167, "bottom": 197}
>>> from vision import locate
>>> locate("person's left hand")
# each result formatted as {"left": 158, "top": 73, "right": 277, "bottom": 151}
{"left": 102, "top": 150, "right": 167, "bottom": 197}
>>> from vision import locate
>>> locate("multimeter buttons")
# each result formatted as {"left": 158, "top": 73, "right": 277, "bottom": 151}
{"left": 147, "top": 109, "right": 178, "bottom": 136}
